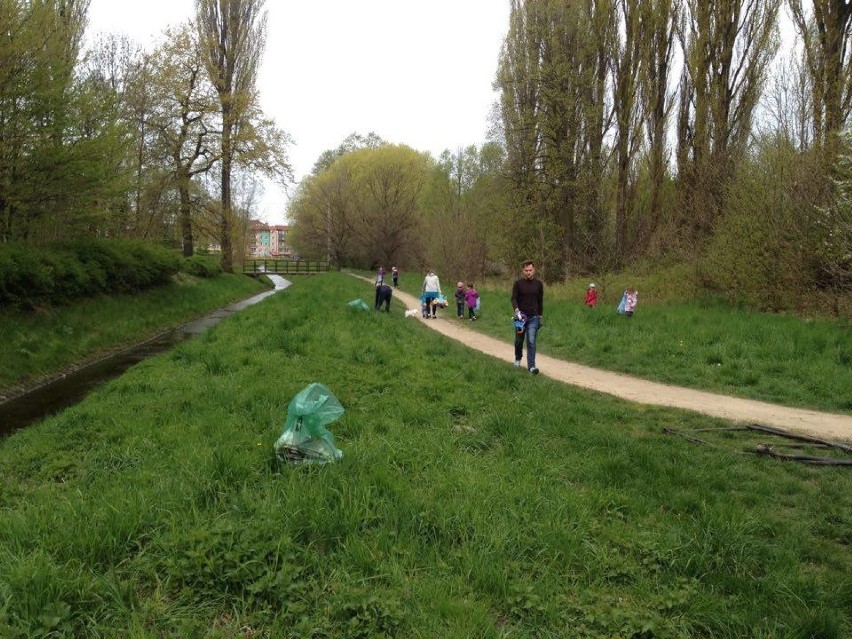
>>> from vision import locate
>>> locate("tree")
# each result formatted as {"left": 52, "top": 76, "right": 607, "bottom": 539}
{"left": 196, "top": 0, "right": 267, "bottom": 272}
{"left": 148, "top": 23, "right": 221, "bottom": 256}
{"left": 788, "top": 0, "right": 852, "bottom": 162}
{"left": 0, "top": 0, "right": 130, "bottom": 241}
{"left": 677, "top": 0, "right": 781, "bottom": 241}
{"left": 289, "top": 145, "right": 430, "bottom": 269}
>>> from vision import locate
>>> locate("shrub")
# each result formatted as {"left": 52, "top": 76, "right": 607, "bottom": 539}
{"left": 0, "top": 240, "right": 182, "bottom": 308}
{"left": 183, "top": 255, "right": 223, "bottom": 278}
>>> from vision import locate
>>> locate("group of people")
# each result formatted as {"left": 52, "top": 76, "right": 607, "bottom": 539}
{"left": 585, "top": 282, "right": 638, "bottom": 317}
{"left": 374, "top": 260, "right": 637, "bottom": 377}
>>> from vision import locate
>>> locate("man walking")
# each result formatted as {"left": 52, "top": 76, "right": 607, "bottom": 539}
{"left": 511, "top": 260, "right": 544, "bottom": 374}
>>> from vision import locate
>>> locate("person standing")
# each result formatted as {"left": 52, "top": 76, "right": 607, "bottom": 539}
{"left": 584, "top": 283, "right": 598, "bottom": 308}
{"left": 454, "top": 282, "right": 466, "bottom": 318}
{"left": 422, "top": 268, "right": 442, "bottom": 319}
{"left": 511, "top": 260, "right": 544, "bottom": 374}
{"left": 391, "top": 266, "right": 399, "bottom": 288}
{"left": 375, "top": 266, "right": 385, "bottom": 286}
{"left": 465, "top": 282, "right": 479, "bottom": 320}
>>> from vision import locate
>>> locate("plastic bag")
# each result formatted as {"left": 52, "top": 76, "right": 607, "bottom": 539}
{"left": 275, "top": 383, "right": 345, "bottom": 464}
{"left": 347, "top": 299, "right": 370, "bottom": 311}
{"left": 436, "top": 293, "right": 448, "bottom": 308}
{"left": 616, "top": 292, "right": 627, "bottom": 314}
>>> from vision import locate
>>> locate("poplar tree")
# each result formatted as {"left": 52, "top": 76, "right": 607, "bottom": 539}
{"left": 196, "top": 0, "right": 267, "bottom": 272}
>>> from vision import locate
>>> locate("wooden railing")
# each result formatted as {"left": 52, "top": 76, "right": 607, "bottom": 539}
{"left": 242, "top": 259, "right": 331, "bottom": 275}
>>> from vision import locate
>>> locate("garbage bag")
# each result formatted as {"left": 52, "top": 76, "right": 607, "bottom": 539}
{"left": 347, "top": 299, "right": 370, "bottom": 311}
{"left": 275, "top": 383, "right": 345, "bottom": 464}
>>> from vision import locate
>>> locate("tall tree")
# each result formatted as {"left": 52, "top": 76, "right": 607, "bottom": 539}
{"left": 0, "top": 0, "right": 107, "bottom": 241}
{"left": 196, "top": 0, "right": 267, "bottom": 272}
{"left": 148, "top": 23, "right": 220, "bottom": 256}
{"left": 677, "top": 0, "right": 781, "bottom": 240}
{"left": 788, "top": 0, "right": 852, "bottom": 166}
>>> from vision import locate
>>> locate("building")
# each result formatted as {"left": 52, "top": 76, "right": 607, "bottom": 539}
{"left": 248, "top": 220, "right": 296, "bottom": 258}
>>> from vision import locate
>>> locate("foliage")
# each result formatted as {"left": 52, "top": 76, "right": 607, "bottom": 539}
{"left": 0, "top": 273, "right": 849, "bottom": 637}
{"left": 183, "top": 254, "right": 224, "bottom": 278}
{"left": 289, "top": 144, "right": 432, "bottom": 269}
{"left": 0, "top": 0, "right": 129, "bottom": 242}
{"left": 0, "top": 240, "right": 181, "bottom": 308}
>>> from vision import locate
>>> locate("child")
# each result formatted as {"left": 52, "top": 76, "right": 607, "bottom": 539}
{"left": 455, "top": 281, "right": 466, "bottom": 318}
{"left": 464, "top": 282, "right": 479, "bottom": 320}
{"left": 391, "top": 266, "right": 399, "bottom": 287}
{"left": 584, "top": 282, "right": 597, "bottom": 308}
{"left": 375, "top": 266, "right": 385, "bottom": 286}
{"left": 624, "top": 287, "right": 638, "bottom": 317}
{"left": 617, "top": 287, "right": 638, "bottom": 317}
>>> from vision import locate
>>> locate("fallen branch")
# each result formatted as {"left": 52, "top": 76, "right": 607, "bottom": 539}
{"left": 751, "top": 444, "right": 852, "bottom": 466}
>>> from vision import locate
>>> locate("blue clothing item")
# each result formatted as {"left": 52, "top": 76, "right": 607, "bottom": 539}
{"left": 514, "top": 315, "right": 540, "bottom": 370}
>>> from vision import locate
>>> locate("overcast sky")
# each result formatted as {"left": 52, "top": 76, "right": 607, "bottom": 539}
{"left": 85, "top": 1, "right": 511, "bottom": 225}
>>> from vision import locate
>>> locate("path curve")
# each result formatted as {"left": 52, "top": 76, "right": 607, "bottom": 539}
{"left": 378, "top": 280, "right": 852, "bottom": 442}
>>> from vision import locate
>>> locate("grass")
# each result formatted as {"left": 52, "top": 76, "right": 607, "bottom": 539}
{"left": 389, "top": 272, "right": 852, "bottom": 414}
{"left": 0, "top": 272, "right": 267, "bottom": 396}
{"left": 0, "top": 272, "right": 849, "bottom": 637}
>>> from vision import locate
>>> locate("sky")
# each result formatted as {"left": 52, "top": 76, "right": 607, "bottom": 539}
{"left": 84, "top": 1, "right": 511, "bottom": 225}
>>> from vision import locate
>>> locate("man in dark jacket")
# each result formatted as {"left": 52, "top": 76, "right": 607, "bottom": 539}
{"left": 375, "top": 283, "right": 393, "bottom": 312}
{"left": 510, "top": 260, "right": 544, "bottom": 374}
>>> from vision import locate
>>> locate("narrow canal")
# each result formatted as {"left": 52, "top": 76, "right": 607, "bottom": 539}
{"left": 0, "top": 276, "right": 290, "bottom": 437}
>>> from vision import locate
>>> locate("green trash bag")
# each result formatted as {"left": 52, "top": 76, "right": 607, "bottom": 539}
{"left": 275, "top": 383, "right": 345, "bottom": 464}
{"left": 347, "top": 299, "right": 370, "bottom": 310}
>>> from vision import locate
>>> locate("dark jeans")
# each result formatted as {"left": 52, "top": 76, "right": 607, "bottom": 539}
{"left": 468, "top": 306, "right": 477, "bottom": 319}
{"left": 514, "top": 315, "right": 540, "bottom": 369}
{"left": 456, "top": 301, "right": 464, "bottom": 317}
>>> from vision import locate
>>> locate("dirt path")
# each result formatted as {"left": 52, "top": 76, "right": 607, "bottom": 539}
{"left": 384, "top": 283, "right": 852, "bottom": 442}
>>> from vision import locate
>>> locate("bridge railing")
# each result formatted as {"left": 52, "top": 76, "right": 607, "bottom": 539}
{"left": 242, "top": 259, "right": 331, "bottom": 275}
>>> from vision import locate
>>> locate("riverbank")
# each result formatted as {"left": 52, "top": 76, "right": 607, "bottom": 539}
{"left": 0, "top": 272, "right": 267, "bottom": 402}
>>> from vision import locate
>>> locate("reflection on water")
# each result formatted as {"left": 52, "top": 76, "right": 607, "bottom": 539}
{"left": 0, "top": 277, "right": 289, "bottom": 437}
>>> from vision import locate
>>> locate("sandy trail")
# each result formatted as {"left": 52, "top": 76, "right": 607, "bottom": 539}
{"left": 383, "top": 283, "right": 852, "bottom": 442}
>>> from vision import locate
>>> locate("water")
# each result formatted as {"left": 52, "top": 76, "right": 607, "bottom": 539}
{"left": 0, "top": 276, "right": 290, "bottom": 437}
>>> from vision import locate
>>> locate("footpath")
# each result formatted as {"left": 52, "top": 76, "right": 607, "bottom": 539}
{"left": 378, "top": 281, "right": 852, "bottom": 442}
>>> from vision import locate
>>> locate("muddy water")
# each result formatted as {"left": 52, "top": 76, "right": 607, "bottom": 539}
{"left": 0, "top": 277, "right": 290, "bottom": 437}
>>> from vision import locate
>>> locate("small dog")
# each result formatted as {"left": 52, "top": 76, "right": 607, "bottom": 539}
{"left": 404, "top": 308, "right": 420, "bottom": 318}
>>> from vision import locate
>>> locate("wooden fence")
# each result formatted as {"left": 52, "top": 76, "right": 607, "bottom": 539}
{"left": 242, "top": 259, "right": 331, "bottom": 275}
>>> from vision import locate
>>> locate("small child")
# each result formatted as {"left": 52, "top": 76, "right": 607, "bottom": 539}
{"left": 624, "top": 287, "right": 638, "bottom": 317}
{"left": 584, "top": 282, "right": 598, "bottom": 308}
{"left": 617, "top": 287, "right": 638, "bottom": 317}
{"left": 391, "top": 266, "right": 399, "bottom": 287}
{"left": 464, "top": 282, "right": 479, "bottom": 320}
{"left": 455, "top": 281, "right": 466, "bottom": 318}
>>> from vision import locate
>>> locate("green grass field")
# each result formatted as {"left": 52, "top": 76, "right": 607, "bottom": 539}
{"left": 1, "top": 273, "right": 850, "bottom": 637}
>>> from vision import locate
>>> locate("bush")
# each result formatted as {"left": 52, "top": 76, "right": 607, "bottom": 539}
{"left": 183, "top": 255, "right": 223, "bottom": 278}
{"left": 0, "top": 239, "right": 182, "bottom": 308}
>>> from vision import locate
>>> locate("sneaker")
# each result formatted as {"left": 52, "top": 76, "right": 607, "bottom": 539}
{"left": 529, "top": 367, "right": 539, "bottom": 375}
{"left": 513, "top": 360, "right": 521, "bottom": 367}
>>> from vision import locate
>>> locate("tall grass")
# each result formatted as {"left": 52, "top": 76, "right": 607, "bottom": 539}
{"left": 1, "top": 273, "right": 849, "bottom": 637}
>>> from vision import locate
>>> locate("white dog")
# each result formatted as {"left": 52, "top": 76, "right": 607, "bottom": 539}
{"left": 404, "top": 308, "right": 420, "bottom": 318}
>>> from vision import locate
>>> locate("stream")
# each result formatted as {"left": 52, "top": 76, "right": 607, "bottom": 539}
{"left": 0, "top": 276, "right": 290, "bottom": 438}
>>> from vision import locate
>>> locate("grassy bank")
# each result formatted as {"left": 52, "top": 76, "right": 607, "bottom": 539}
{"left": 390, "top": 272, "right": 852, "bottom": 414}
{"left": 0, "top": 272, "right": 267, "bottom": 397}
{"left": 1, "top": 273, "right": 849, "bottom": 637}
